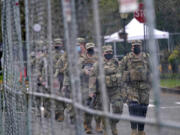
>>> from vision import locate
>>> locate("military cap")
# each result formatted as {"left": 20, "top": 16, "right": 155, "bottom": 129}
{"left": 131, "top": 40, "right": 142, "bottom": 46}
{"left": 30, "top": 51, "right": 35, "bottom": 57}
{"left": 36, "top": 40, "right": 44, "bottom": 45}
{"left": 54, "top": 38, "right": 63, "bottom": 45}
{"left": 77, "top": 37, "right": 85, "bottom": 44}
{"left": 36, "top": 40, "right": 44, "bottom": 51}
{"left": 103, "top": 45, "right": 113, "bottom": 52}
{"left": 86, "top": 42, "right": 95, "bottom": 49}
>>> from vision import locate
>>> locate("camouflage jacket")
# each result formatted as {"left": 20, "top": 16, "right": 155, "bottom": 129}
{"left": 54, "top": 51, "right": 67, "bottom": 78}
{"left": 89, "top": 58, "right": 121, "bottom": 94}
{"left": 80, "top": 54, "right": 97, "bottom": 89}
{"left": 120, "top": 52, "right": 151, "bottom": 104}
{"left": 36, "top": 53, "right": 49, "bottom": 88}
{"left": 120, "top": 52, "right": 151, "bottom": 84}
{"left": 56, "top": 52, "right": 70, "bottom": 86}
{"left": 53, "top": 49, "right": 64, "bottom": 75}
{"left": 59, "top": 52, "right": 84, "bottom": 86}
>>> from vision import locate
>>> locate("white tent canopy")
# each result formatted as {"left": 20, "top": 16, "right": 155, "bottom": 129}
{"left": 105, "top": 18, "right": 169, "bottom": 43}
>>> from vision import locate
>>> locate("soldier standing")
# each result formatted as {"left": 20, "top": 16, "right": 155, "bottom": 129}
{"left": 36, "top": 42, "right": 51, "bottom": 118}
{"left": 120, "top": 40, "right": 151, "bottom": 135}
{"left": 53, "top": 38, "right": 65, "bottom": 89}
{"left": 53, "top": 38, "right": 66, "bottom": 122}
{"left": 33, "top": 40, "right": 46, "bottom": 115}
{"left": 89, "top": 45, "right": 123, "bottom": 135}
{"left": 59, "top": 37, "right": 86, "bottom": 124}
{"left": 77, "top": 37, "right": 86, "bottom": 57}
{"left": 59, "top": 37, "right": 85, "bottom": 123}
{"left": 80, "top": 43, "right": 103, "bottom": 134}
{"left": 58, "top": 51, "right": 75, "bottom": 122}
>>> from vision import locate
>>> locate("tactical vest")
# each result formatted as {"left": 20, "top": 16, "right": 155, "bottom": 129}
{"left": 81, "top": 56, "right": 96, "bottom": 88}
{"left": 104, "top": 59, "right": 121, "bottom": 87}
{"left": 127, "top": 53, "right": 149, "bottom": 82}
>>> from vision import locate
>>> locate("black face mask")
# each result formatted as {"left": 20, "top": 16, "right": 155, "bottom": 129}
{"left": 104, "top": 53, "right": 113, "bottom": 60}
{"left": 87, "top": 48, "right": 94, "bottom": 55}
{"left": 55, "top": 46, "right": 62, "bottom": 50}
{"left": 133, "top": 45, "right": 141, "bottom": 55}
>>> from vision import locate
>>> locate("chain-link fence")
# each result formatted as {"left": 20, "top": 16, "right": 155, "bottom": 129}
{"left": 1, "top": 0, "right": 180, "bottom": 135}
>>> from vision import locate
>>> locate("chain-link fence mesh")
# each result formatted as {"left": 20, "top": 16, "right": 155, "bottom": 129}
{"left": 1, "top": 0, "right": 180, "bottom": 135}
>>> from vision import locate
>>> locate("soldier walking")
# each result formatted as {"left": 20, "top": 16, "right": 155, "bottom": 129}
{"left": 120, "top": 40, "right": 151, "bottom": 135}
{"left": 89, "top": 45, "right": 123, "bottom": 135}
{"left": 59, "top": 37, "right": 86, "bottom": 124}
{"left": 80, "top": 42, "right": 103, "bottom": 134}
{"left": 53, "top": 38, "right": 66, "bottom": 122}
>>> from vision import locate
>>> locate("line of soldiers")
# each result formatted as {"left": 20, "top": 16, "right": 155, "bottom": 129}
{"left": 31, "top": 37, "right": 151, "bottom": 135}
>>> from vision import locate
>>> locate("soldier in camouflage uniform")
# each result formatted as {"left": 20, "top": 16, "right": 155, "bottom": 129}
{"left": 59, "top": 51, "right": 75, "bottom": 123}
{"left": 89, "top": 45, "right": 123, "bottom": 135}
{"left": 120, "top": 40, "right": 151, "bottom": 135}
{"left": 53, "top": 38, "right": 66, "bottom": 122}
{"left": 32, "top": 40, "right": 45, "bottom": 115}
{"left": 36, "top": 41, "right": 51, "bottom": 118}
{"left": 53, "top": 38, "right": 65, "bottom": 89}
{"left": 77, "top": 37, "right": 86, "bottom": 57}
{"left": 59, "top": 37, "right": 86, "bottom": 124}
{"left": 80, "top": 43, "right": 103, "bottom": 134}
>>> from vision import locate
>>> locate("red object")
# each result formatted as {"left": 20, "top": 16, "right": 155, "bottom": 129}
{"left": 19, "top": 68, "right": 27, "bottom": 82}
{"left": 15, "top": 2, "right": 19, "bottom": 6}
{"left": 134, "top": 3, "right": 145, "bottom": 23}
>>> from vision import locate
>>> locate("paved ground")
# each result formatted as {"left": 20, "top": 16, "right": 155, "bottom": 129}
{"left": 31, "top": 92, "right": 180, "bottom": 135}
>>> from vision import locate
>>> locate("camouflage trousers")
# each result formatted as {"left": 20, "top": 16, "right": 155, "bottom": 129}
{"left": 35, "top": 85, "right": 51, "bottom": 117}
{"left": 126, "top": 82, "right": 150, "bottom": 104}
{"left": 54, "top": 79, "right": 66, "bottom": 119}
{"left": 42, "top": 87, "right": 51, "bottom": 118}
{"left": 33, "top": 84, "right": 45, "bottom": 115}
{"left": 83, "top": 89, "right": 102, "bottom": 128}
{"left": 82, "top": 89, "right": 92, "bottom": 128}
{"left": 103, "top": 87, "right": 124, "bottom": 132}
{"left": 55, "top": 99, "right": 66, "bottom": 120}
{"left": 63, "top": 85, "right": 75, "bottom": 121}
{"left": 35, "top": 83, "right": 65, "bottom": 118}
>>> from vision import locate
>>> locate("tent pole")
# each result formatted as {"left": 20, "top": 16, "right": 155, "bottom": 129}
{"left": 168, "top": 38, "right": 170, "bottom": 52}
{"left": 113, "top": 42, "right": 117, "bottom": 58}
{"left": 144, "top": 23, "right": 145, "bottom": 51}
{"left": 123, "top": 19, "right": 127, "bottom": 55}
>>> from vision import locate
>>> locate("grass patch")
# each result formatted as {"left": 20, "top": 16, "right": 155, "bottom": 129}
{"left": 0, "top": 74, "right": 3, "bottom": 84}
{"left": 160, "top": 79, "right": 180, "bottom": 88}
{"left": 0, "top": 74, "right": 3, "bottom": 80}
{"left": 160, "top": 73, "right": 180, "bottom": 79}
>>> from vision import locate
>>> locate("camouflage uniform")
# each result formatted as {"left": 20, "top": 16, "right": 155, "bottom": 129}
{"left": 53, "top": 38, "right": 65, "bottom": 89}
{"left": 60, "top": 52, "right": 75, "bottom": 123}
{"left": 62, "top": 38, "right": 86, "bottom": 124}
{"left": 77, "top": 37, "right": 86, "bottom": 57}
{"left": 120, "top": 40, "right": 151, "bottom": 135}
{"left": 32, "top": 40, "right": 46, "bottom": 114}
{"left": 36, "top": 43, "right": 51, "bottom": 117}
{"left": 89, "top": 45, "right": 123, "bottom": 135}
{"left": 79, "top": 43, "right": 102, "bottom": 133}
{"left": 53, "top": 38, "right": 66, "bottom": 122}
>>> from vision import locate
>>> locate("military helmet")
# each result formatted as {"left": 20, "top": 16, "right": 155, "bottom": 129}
{"left": 54, "top": 38, "right": 63, "bottom": 45}
{"left": 103, "top": 45, "right": 113, "bottom": 53}
{"left": 131, "top": 40, "right": 142, "bottom": 46}
{"left": 36, "top": 40, "right": 44, "bottom": 51}
{"left": 30, "top": 51, "right": 35, "bottom": 57}
{"left": 77, "top": 37, "right": 85, "bottom": 44}
{"left": 85, "top": 42, "right": 95, "bottom": 49}
{"left": 36, "top": 40, "right": 44, "bottom": 45}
